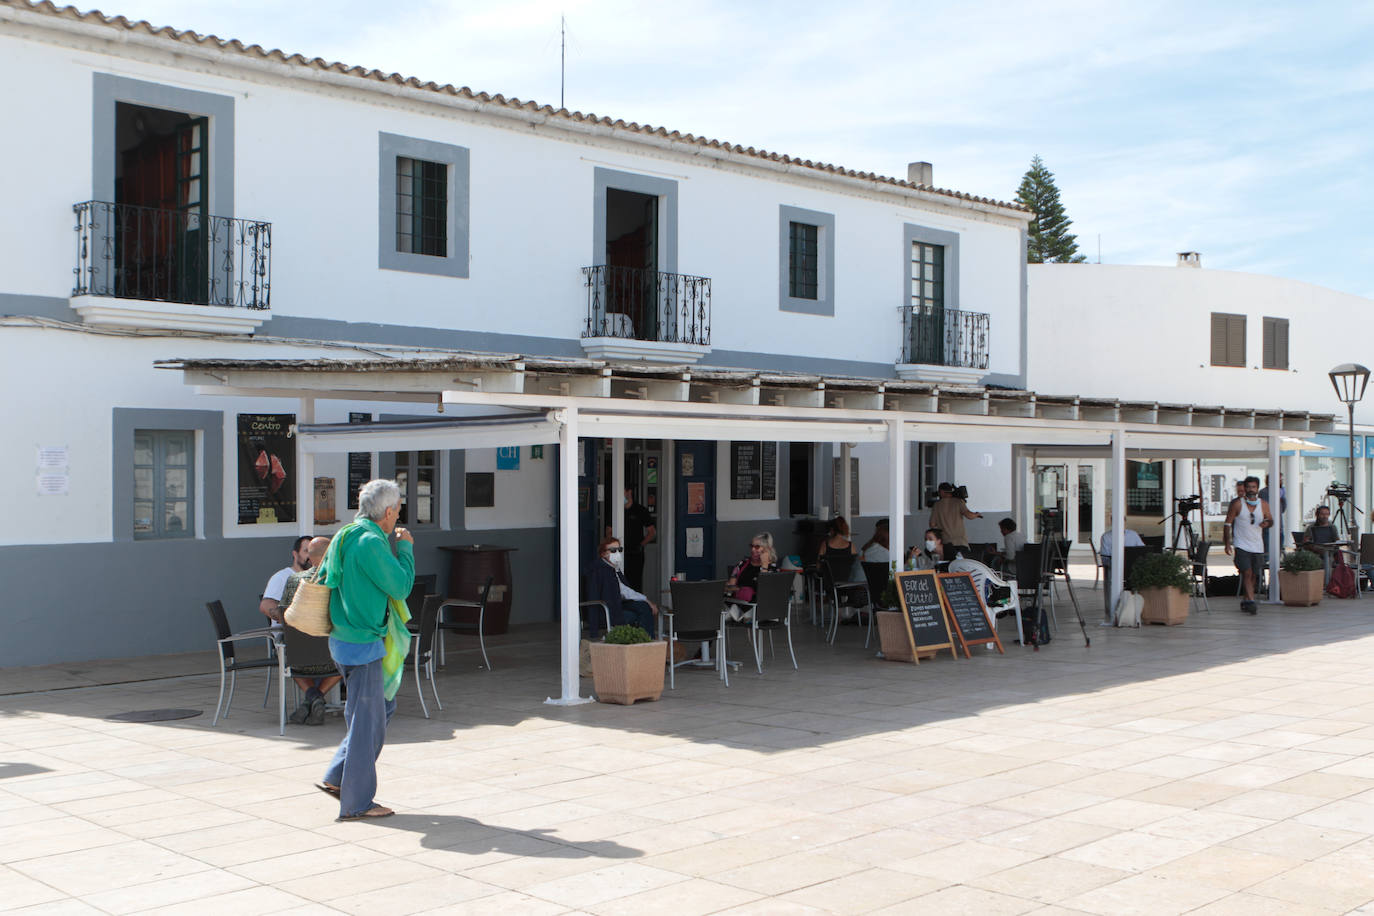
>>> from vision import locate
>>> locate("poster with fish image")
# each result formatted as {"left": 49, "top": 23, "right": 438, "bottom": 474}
{"left": 237, "top": 413, "right": 296, "bottom": 524}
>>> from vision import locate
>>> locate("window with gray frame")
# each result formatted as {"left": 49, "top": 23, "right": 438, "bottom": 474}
{"left": 1262, "top": 317, "right": 1289, "bottom": 370}
{"left": 1210, "top": 312, "right": 1246, "bottom": 367}
{"left": 911, "top": 243, "right": 945, "bottom": 311}
{"left": 788, "top": 221, "right": 819, "bottom": 300}
{"left": 388, "top": 450, "right": 439, "bottom": 526}
{"left": 377, "top": 132, "right": 469, "bottom": 277}
{"left": 133, "top": 430, "right": 194, "bottom": 539}
{"left": 396, "top": 156, "right": 447, "bottom": 257}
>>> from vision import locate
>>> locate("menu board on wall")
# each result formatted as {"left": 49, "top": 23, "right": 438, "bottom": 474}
{"left": 237, "top": 413, "right": 296, "bottom": 524}
{"left": 761, "top": 443, "right": 777, "bottom": 501}
{"left": 347, "top": 411, "right": 371, "bottom": 509}
{"left": 731, "top": 442, "right": 762, "bottom": 500}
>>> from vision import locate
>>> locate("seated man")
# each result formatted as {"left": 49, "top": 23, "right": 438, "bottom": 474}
{"left": 279, "top": 536, "right": 343, "bottom": 725}
{"left": 587, "top": 536, "right": 657, "bottom": 637}
{"left": 989, "top": 517, "right": 1026, "bottom": 573}
{"left": 1303, "top": 505, "right": 1340, "bottom": 549}
{"left": 260, "top": 535, "right": 311, "bottom": 625}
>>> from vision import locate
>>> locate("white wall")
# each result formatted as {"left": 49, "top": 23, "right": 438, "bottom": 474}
{"left": 0, "top": 26, "right": 1026, "bottom": 377}
{"left": 464, "top": 447, "right": 554, "bottom": 530}
{"left": 1028, "top": 263, "right": 1374, "bottom": 423}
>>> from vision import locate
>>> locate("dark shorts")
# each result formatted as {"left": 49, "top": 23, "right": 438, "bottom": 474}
{"left": 1234, "top": 548, "right": 1265, "bottom": 575}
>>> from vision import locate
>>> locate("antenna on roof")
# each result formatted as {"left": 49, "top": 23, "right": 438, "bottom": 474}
{"left": 560, "top": 15, "right": 566, "bottom": 109}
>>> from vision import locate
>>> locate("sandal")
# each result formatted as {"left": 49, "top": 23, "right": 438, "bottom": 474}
{"left": 338, "top": 804, "right": 393, "bottom": 820}
{"left": 315, "top": 782, "right": 341, "bottom": 798}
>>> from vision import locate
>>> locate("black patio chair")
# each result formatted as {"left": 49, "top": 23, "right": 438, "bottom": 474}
{"left": 722, "top": 570, "right": 797, "bottom": 674}
{"left": 436, "top": 576, "right": 493, "bottom": 671}
{"left": 666, "top": 578, "right": 728, "bottom": 688}
{"left": 205, "top": 600, "right": 283, "bottom": 733}
{"left": 404, "top": 594, "right": 443, "bottom": 718}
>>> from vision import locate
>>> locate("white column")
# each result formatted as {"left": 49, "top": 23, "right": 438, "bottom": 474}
{"left": 1010, "top": 446, "right": 1023, "bottom": 532}
{"left": 841, "top": 442, "right": 853, "bottom": 520}
{"left": 1162, "top": 459, "right": 1175, "bottom": 548}
{"left": 1283, "top": 452, "right": 1300, "bottom": 539}
{"left": 1355, "top": 446, "right": 1368, "bottom": 539}
{"left": 297, "top": 397, "right": 315, "bottom": 536}
{"left": 888, "top": 420, "right": 906, "bottom": 569}
{"left": 1111, "top": 431, "right": 1126, "bottom": 611}
{"left": 612, "top": 437, "right": 625, "bottom": 543}
{"left": 1268, "top": 435, "right": 1282, "bottom": 602}
{"left": 547, "top": 407, "right": 590, "bottom": 706}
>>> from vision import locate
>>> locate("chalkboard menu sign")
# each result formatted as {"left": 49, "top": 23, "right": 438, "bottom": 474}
{"left": 761, "top": 442, "right": 777, "bottom": 501}
{"left": 347, "top": 412, "right": 371, "bottom": 509}
{"left": 731, "top": 442, "right": 762, "bottom": 500}
{"left": 938, "top": 573, "right": 1004, "bottom": 657}
{"left": 894, "top": 570, "right": 956, "bottom": 659}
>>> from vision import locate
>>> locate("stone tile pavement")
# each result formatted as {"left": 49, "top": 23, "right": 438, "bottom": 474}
{"left": 4, "top": 586, "right": 1374, "bottom": 914}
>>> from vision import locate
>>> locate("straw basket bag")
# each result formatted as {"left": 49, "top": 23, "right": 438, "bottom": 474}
{"left": 284, "top": 578, "right": 333, "bottom": 636}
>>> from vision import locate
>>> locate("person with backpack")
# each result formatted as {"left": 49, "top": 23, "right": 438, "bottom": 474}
{"left": 1223, "top": 476, "right": 1271, "bottom": 615}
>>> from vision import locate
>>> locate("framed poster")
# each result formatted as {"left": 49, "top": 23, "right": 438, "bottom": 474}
{"left": 237, "top": 413, "right": 295, "bottom": 524}
{"left": 731, "top": 442, "right": 762, "bottom": 500}
{"left": 687, "top": 481, "right": 707, "bottom": 514}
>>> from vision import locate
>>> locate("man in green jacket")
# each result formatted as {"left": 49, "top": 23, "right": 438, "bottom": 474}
{"left": 317, "top": 479, "right": 414, "bottom": 819}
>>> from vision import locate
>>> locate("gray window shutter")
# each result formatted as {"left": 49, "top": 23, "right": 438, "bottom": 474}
{"left": 1274, "top": 318, "right": 1289, "bottom": 370}
{"left": 1263, "top": 318, "right": 1276, "bottom": 368}
{"left": 1227, "top": 315, "right": 1246, "bottom": 367}
{"left": 1211, "top": 313, "right": 1228, "bottom": 366}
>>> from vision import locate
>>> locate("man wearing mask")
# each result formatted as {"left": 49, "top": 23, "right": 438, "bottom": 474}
{"left": 1224, "top": 475, "right": 1272, "bottom": 615}
{"left": 588, "top": 536, "right": 657, "bottom": 637}
{"left": 621, "top": 488, "right": 656, "bottom": 592}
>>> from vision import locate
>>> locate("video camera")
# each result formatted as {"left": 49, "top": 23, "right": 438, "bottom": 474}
{"left": 924, "top": 483, "right": 969, "bottom": 509}
{"left": 1327, "top": 484, "right": 1353, "bottom": 500}
{"left": 1037, "top": 506, "right": 1063, "bottom": 536}
{"left": 1176, "top": 495, "right": 1201, "bottom": 515}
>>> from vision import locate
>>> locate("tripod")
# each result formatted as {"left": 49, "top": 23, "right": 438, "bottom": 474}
{"left": 1331, "top": 492, "right": 1362, "bottom": 543}
{"left": 1162, "top": 508, "right": 1200, "bottom": 557}
{"left": 1031, "top": 513, "right": 1090, "bottom": 648}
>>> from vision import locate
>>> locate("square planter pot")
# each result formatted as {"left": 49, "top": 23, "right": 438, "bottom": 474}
{"left": 1139, "top": 586, "right": 1190, "bottom": 625}
{"left": 589, "top": 640, "right": 667, "bottom": 704}
{"left": 1280, "top": 569, "right": 1324, "bottom": 607}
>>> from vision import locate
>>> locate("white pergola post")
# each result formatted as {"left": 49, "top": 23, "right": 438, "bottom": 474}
{"left": 841, "top": 442, "right": 853, "bottom": 520}
{"left": 1010, "top": 446, "right": 1023, "bottom": 533}
{"left": 888, "top": 420, "right": 906, "bottom": 568}
{"left": 1110, "top": 430, "right": 1126, "bottom": 618}
{"left": 612, "top": 437, "right": 625, "bottom": 543}
{"left": 297, "top": 397, "right": 315, "bottom": 536}
{"left": 1162, "top": 459, "right": 1175, "bottom": 548}
{"left": 1355, "top": 443, "right": 1368, "bottom": 538}
{"left": 547, "top": 407, "right": 590, "bottom": 706}
{"left": 1268, "top": 435, "right": 1282, "bottom": 603}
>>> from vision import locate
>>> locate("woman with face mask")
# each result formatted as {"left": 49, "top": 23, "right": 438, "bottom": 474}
{"left": 906, "top": 528, "right": 944, "bottom": 571}
{"left": 587, "top": 536, "right": 658, "bottom": 637}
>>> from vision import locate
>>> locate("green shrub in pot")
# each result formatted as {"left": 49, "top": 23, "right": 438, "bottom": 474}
{"left": 1280, "top": 549, "right": 1323, "bottom": 573}
{"left": 1128, "top": 551, "right": 1192, "bottom": 594}
{"left": 603, "top": 624, "right": 652, "bottom": 645}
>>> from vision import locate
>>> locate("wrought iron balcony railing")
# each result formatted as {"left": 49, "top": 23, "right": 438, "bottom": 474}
{"left": 582, "top": 265, "right": 711, "bottom": 347}
{"left": 900, "top": 306, "right": 990, "bottom": 369}
{"left": 73, "top": 200, "right": 272, "bottom": 310}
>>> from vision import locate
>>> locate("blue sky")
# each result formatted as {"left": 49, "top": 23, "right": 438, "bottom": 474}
{"left": 119, "top": 0, "right": 1374, "bottom": 296}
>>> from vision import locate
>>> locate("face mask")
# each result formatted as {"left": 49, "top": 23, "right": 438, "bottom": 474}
{"left": 925, "top": 539, "right": 937, "bottom": 552}
{"left": 607, "top": 548, "right": 624, "bottom": 570}
{"left": 1245, "top": 496, "right": 1259, "bottom": 506}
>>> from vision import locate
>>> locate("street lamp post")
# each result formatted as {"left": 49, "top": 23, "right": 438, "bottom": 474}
{"left": 1328, "top": 363, "right": 1370, "bottom": 541}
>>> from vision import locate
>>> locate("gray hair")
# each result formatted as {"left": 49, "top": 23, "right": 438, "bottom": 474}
{"left": 357, "top": 479, "right": 401, "bottom": 521}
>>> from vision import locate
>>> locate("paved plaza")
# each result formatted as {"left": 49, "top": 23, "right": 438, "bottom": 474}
{"left": 4, "top": 586, "right": 1374, "bottom": 914}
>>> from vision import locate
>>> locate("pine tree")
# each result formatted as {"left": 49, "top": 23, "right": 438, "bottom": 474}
{"left": 1016, "top": 155, "right": 1086, "bottom": 264}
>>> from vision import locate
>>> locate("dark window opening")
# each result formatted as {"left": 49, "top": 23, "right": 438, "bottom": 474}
{"left": 788, "top": 221, "right": 819, "bottom": 300}
{"left": 788, "top": 442, "right": 813, "bottom": 517}
{"left": 396, "top": 157, "right": 448, "bottom": 257}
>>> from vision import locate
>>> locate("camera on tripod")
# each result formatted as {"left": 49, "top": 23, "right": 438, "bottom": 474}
{"left": 1327, "top": 484, "right": 1353, "bottom": 500}
{"left": 1037, "top": 506, "right": 1063, "bottom": 536}
{"left": 1176, "top": 495, "right": 1201, "bottom": 515}
{"left": 924, "top": 483, "right": 969, "bottom": 509}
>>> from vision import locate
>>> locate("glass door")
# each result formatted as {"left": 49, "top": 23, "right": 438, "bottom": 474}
{"left": 1077, "top": 464, "right": 1094, "bottom": 544}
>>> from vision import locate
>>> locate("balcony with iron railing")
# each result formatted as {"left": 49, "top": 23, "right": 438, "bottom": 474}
{"left": 71, "top": 200, "right": 272, "bottom": 333}
{"left": 896, "top": 305, "right": 991, "bottom": 383}
{"left": 580, "top": 264, "right": 712, "bottom": 363}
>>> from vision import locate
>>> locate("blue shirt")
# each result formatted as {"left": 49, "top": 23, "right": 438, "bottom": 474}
{"left": 329, "top": 636, "right": 384, "bottom": 666}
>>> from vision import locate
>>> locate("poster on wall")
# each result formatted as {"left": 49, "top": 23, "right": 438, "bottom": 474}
{"left": 497, "top": 447, "right": 521, "bottom": 470}
{"left": 687, "top": 481, "right": 707, "bottom": 514}
{"left": 731, "top": 442, "right": 762, "bottom": 500}
{"left": 831, "top": 457, "right": 860, "bottom": 518}
{"left": 237, "top": 414, "right": 296, "bottom": 524}
{"left": 347, "top": 411, "right": 371, "bottom": 510}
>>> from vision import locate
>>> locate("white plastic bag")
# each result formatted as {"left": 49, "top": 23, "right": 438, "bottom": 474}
{"left": 1114, "top": 589, "right": 1143, "bottom": 627}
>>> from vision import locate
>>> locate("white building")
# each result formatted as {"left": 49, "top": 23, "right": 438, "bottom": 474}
{"left": 0, "top": 2, "right": 1037, "bottom": 667}
{"left": 1026, "top": 256, "right": 1374, "bottom": 549}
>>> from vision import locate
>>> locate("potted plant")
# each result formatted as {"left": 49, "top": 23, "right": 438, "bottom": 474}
{"left": 1279, "top": 549, "right": 1324, "bottom": 606}
{"left": 1130, "top": 551, "right": 1193, "bottom": 625}
{"left": 589, "top": 625, "right": 667, "bottom": 704}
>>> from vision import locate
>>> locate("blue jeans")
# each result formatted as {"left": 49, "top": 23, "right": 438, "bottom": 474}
{"left": 617, "top": 599, "right": 656, "bottom": 638}
{"left": 323, "top": 658, "right": 395, "bottom": 817}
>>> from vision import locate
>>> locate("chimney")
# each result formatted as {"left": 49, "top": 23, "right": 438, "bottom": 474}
{"left": 907, "top": 161, "right": 933, "bottom": 186}
{"left": 1177, "top": 251, "right": 1201, "bottom": 268}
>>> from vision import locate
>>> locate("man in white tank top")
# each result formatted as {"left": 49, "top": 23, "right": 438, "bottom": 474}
{"left": 1224, "top": 476, "right": 1272, "bottom": 615}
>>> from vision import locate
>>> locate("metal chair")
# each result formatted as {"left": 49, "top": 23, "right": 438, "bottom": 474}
{"left": 665, "top": 579, "right": 728, "bottom": 688}
{"left": 722, "top": 570, "right": 797, "bottom": 674}
{"left": 281, "top": 620, "right": 338, "bottom": 712}
{"left": 950, "top": 557, "right": 1024, "bottom": 646}
{"left": 205, "top": 600, "right": 284, "bottom": 733}
{"left": 404, "top": 594, "right": 443, "bottom": 718}
{"left": 857, "top": 560, "right": 891, "bottom": 648}
{"left": 437, "top": 576, "right": 493, "bottom": 671}
{"left": 820, "top": 552, "right": 869, "bottom": 645}
{"left": 1189, "top": 541, "right": 1211, "bottom": 612}
{"left": 579, "top": 600, "right": 612, "bottom": 637}
{"left": 1089, "top": 542, "right": 1103, "bottom": 589}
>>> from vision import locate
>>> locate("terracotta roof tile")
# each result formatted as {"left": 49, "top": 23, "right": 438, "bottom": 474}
{"left": 3, "top": 0, "right": 1028, "bottom": 214}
